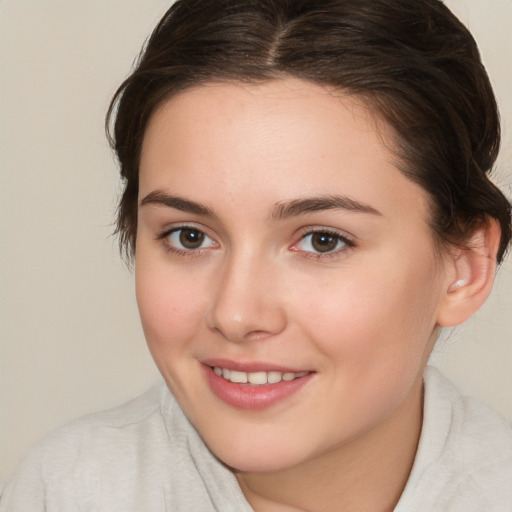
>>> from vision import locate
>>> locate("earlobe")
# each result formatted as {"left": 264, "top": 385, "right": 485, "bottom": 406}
{"left": 437, "top": 219, "right": 501, "bottom": 328}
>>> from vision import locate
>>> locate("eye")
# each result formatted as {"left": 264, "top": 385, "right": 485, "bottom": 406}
{"left": 293, "top": 230, "right": 352, "bottom": 255}
{"left": 164, "top": 227, "right": 217, "bottom": 251}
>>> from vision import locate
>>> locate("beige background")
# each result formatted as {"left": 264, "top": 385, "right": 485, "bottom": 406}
{"left": 0, "top": 0, "right": 511, "bottom": 482}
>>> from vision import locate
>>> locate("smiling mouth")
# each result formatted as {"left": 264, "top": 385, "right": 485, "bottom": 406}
{"left": 203, "top": 363, "right": 314, "bottom": 409}
{"left": 212, "top": 367, "right": 310, "bottom": 385}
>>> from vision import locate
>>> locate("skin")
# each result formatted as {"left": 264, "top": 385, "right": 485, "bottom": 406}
{"left": 135, "top": 79, "right": 467, "bottom": 511}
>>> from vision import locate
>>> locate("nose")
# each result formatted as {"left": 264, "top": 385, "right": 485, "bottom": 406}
{"left": 205, "top": 252, "right": 287, "bottom": 342}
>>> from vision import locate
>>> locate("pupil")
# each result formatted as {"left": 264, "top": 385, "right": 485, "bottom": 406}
{"left": 312, "top": 233, "right": 337, "bottom": 253}
{"left": 179, "top": 229, "right": 204, "bottom": 249}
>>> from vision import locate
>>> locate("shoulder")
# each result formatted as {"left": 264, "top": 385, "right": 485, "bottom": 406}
{"left": 425, "top": 366, "right": 512, "bottom": 464}
{"left": 1, "top": 381, "right": 249, "bottom": 511}
{"left": 0, "top": 381, "right": 172, "bottom": 510}
{"left": 36, "top": 380, "right": 170, "bottom": 464}
{"left": 398, "top": 367, "right": 512, "bottom": 511}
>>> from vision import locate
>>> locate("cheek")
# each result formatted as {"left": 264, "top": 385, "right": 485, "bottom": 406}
{"left": 292, "top": 249, "right": 443, "bottom": 370}
{"left": 291, "top": 261, "right": 441, "bottom": 437}
{"left": 134, "top": 257, "right": 207, "bottom": 359}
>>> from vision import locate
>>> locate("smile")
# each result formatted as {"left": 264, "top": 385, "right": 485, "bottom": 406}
{"left": 213, "top": 367, "right": 309, "bottom": 385}
{"left": 203, "top": 363, "right": 314, "bottom": 409}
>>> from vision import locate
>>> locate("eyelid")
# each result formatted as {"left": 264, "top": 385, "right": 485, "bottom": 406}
{"left": 156, "top": 223, "right": 219, "bottom": 255}
{"left": 290, "top": 226, "right": 355, "bottom": 257}
{"left": 295, "top": 225, "right": 355, "bottom": 242}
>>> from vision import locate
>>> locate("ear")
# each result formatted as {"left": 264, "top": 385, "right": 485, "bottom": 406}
{"left": 436, "top": 219, "right": 501, "bottom": 328}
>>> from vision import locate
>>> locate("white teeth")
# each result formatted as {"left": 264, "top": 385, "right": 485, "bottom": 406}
{"left": 247, "top": 371, "right": 267, "bottom": 385}
{"left": 229, "top": 370, "right": 248, "bottom": 383}
{"left": 267, "top": 371, "right": 282, "bottom": 384}
{"left": 213, "top": 367, "right": 308, "bottom": 385}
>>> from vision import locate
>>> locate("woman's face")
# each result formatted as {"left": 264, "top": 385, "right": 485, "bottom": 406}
{"left": 136, "top": 79, "right": 452, "bottom": 473}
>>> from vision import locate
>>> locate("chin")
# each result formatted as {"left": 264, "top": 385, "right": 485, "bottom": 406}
{"left": 217, "top": 452, "right": 296, "bottom": 474}
{"left": 204, "top": 433, "right": 314, "bottom": 474}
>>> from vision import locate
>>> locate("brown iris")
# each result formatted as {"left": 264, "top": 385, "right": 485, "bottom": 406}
{"left": 179, "top": 228, "right": 205, "bottom": 249}
{"left": 310, "top": 232, "right": 339, "bottom": 253}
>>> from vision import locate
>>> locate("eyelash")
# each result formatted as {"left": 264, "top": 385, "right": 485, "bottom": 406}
{"left": 156, "top": 226, "right": 355, "bottom": 259}
{"left": 291, "top": 229, "right": 355, "bottom": 260}
{"left": 157, "top": 225, "right": 218, "bottom": 257}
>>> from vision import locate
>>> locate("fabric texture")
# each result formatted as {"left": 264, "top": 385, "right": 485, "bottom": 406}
{"left": 1, "top": 367, "right": 511, "bottom": 511}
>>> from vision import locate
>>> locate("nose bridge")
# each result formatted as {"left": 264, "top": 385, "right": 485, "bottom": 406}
{"left": 206, "top": 246, "right": 286, "bottom": 342}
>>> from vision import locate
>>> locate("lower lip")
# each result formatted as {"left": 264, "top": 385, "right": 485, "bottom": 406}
{"left": 202, "top": 365, "right": 313, "bottom": 410}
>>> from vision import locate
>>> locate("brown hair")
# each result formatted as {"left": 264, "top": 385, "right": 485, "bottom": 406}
{"left": 107, "top": 0, "right": 511, "bottom": 263}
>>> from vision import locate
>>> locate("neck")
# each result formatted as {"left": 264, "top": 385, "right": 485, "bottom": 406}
{"left": 236, "top": 376, "right": 424, "bottom": 512}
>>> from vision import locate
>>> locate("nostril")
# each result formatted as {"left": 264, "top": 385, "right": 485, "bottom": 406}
{"left": 244, "top": 330, "right": 273, "bottom": 341}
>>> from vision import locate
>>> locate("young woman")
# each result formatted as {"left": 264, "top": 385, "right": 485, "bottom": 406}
{"left": 2, "top": 0, "right": 511, "bottom": 510}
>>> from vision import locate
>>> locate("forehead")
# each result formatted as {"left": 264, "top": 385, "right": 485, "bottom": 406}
{"left": 141, "top": 79, "right": 385, "bottom": 161}
{"left": 138, "top": 79, "right": 429, "bottom": 222}
{"left": 142, "top": 79, "right": 384, "bottom": 156}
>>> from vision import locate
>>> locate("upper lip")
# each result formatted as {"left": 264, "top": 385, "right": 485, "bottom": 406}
{"left": 201, "top": 358, "right": 311, "bottom": 374}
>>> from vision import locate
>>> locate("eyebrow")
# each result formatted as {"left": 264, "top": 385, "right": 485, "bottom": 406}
{"left": 140, "top": 190, "right": 382, "bottom": 219}
{"left": 140, "top": 190, "right": 215, "bottom": 217}
{"left": 271, "top": 195, "right": 382, "bottom": 220}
